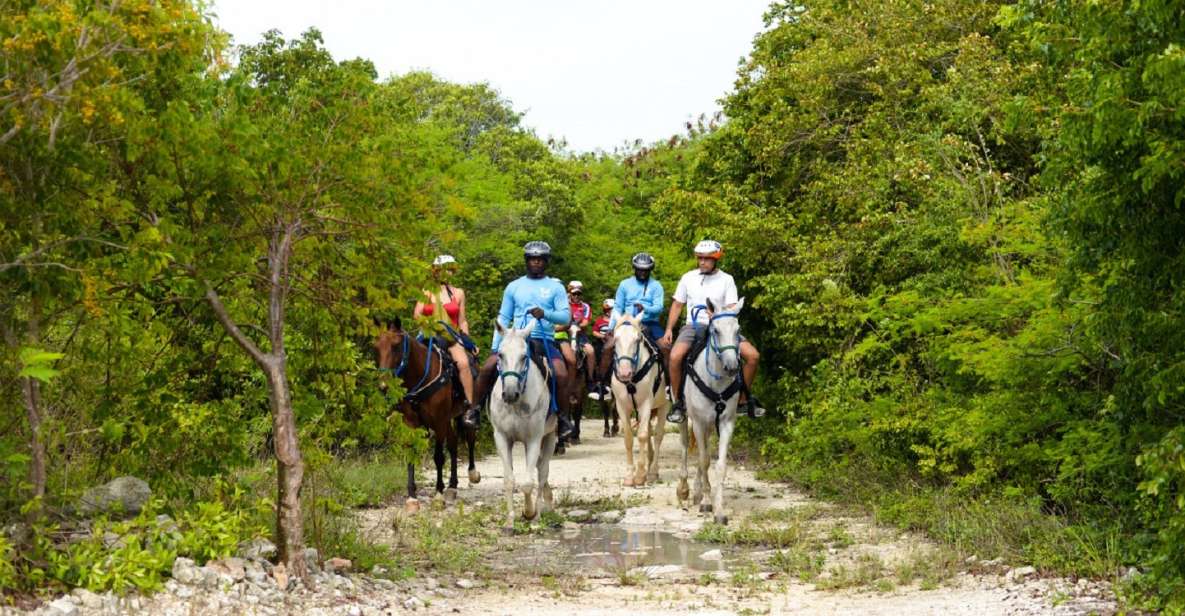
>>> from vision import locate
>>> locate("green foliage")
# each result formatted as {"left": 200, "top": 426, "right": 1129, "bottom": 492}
{"left": 7, "top": 498, "right": 266, "bottom": 594}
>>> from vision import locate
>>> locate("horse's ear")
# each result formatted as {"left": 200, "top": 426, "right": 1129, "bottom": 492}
{"left": 730, "top": 297, "right": 745, "bottom": 313}
{"left": 706, "top": 299, "right": 717, "bottom": 315}
{"left": 495, "top": 320, "right": 506, "bottom": 336}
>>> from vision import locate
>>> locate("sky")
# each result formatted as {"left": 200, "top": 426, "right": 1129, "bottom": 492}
{"left": 209, "top": 1, "right": 772, "bottom": 153}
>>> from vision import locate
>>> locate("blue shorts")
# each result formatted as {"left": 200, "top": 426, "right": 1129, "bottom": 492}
{"left": 641, "top": 321, "right": 665, "bottom": 342}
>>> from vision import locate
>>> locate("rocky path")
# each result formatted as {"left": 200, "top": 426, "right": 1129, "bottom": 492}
{"left": 14, "top": 421, "right": 1120, "bottom": 616}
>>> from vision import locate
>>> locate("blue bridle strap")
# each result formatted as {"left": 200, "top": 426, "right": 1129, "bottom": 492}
{"left": 706, "top": 312, "right": 740, "bottom": 380}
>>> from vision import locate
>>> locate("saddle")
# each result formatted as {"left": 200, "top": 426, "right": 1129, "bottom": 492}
{"left": 683, "top": 326, "right": 746, "bottom": 416}
{"left": 405, "top": 335, "right": 456, "bottom": 406}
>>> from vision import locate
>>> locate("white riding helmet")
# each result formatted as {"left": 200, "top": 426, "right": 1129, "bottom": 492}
{"left": 693, "top": 240, "right": 723, "bottom": 259}
{"left": 567, "top": 280, "right": 584, "bottom": 292}
{"left": 603, "top": 298, "right": 615, "bottom": 309}
{"left": 432, "top": 254, "right": 457, "bottom": 267}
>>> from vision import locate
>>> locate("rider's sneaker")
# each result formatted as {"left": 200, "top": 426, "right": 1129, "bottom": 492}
{"left": 461, "top": 405, "right": 481, "bottom": 429}
{"left": 557, "top": 413, "right": 575, "bottom": 439}
{"left": 589, "top": 384, "right": 613, "bottom": 401}
{"left": 666, "top": 399, "right": 686, "bottom": 424}
{"left": 743, "top": 397, "right": 767, "bottom": 419}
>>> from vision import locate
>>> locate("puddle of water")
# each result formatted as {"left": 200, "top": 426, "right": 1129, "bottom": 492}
{"left": 553, "top": 524, "right": 740, "bottom": 572}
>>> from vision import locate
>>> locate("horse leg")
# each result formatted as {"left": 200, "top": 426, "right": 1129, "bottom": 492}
{"left": 713, "top": 416, "right": 735, "bottom": 525}
{"left": 602, "top": 395, "right": 611, "bottom": 438}
{"left": 538, "top": 428, "right": 557, "bottom": 516}
{"left": 649, "top": 397, "right": 667, "bottom": 483}
{"left": 406, "top": 461, "right": 417, "bottom": 500}
{"left": 676, "top": 420, "right": 691, "bottom": 505}
{"left": 633, "top": 401, "right": 650, "bottom": 486}
{"left": 692, "top": 418, "right": 712, "bottom": 514}
{"left": 446, "top": 423, "right": 460, "bottom": 499}
{"left": 433, "top": 437, "right": 446, "bottom": 495}
{"left": 522, "top": 437, "right": 541, "bottom": 521}
{"left": 619, "top": 397, "right": 637, "bottom": 486}
{"left": 493, "top": 430, "right": 515, "bottom": 534}
{"left": 462, "top": 418, "right": 481, "bottom": 485}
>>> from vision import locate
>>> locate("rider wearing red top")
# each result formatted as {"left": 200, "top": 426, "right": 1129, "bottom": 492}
{"left": 557, "top": 281, "right": 596, "bottom": 393}
{"left": 413, "top": 255, "right": 476, "bottom": 410}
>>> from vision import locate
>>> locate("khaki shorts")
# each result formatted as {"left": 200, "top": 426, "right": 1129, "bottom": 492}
{"left": 673, "top": 324, "right": 746, "bottom": 346}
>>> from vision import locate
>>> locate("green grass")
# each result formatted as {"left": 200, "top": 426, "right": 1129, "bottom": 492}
{"left": 753, "top": 459, "right": 1128, "bottom": 580}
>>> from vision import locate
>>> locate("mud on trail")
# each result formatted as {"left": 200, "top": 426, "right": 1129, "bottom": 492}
{"left": 357, "top": 424, "right": 1120, "bottom": 615}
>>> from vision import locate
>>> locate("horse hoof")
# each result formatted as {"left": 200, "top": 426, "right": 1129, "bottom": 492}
{"left": 570, "top": 435, "right": 581, "bottom": 445}
{"left": 714, "top": 514, "right": 729, "bottom": 526}
{"left": 699, "top": 503, "right": 713, "bottom": 514}
{"left": 468, "top": 469, "right": 482, "bottom": 485}
{"left": 555, "top": 443, "right": 566, "bottom": 456}
{"left": 676, "top": 484, "right": 690, "bottom": 503}
{"left": 603, "top": 429, "right": 611, "bottom": 438}
{"left": 502, "top": 527, "right": 515, "bottom": 537}
{"left": 623, "top": 476, "right": 636, "bottom": 487}
{"left": 405, "top": 498, "right": 421, "bottom": 514}
{"left": 443, "top": 488, "right": 458, "bottom": 503}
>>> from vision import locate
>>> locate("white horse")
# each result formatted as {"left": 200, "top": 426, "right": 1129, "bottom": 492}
{"left": 610, "top": 313, "right": 669, "bottom": 487}
{"left": 677, "top": 298, "right": 745, "bottom": 525}
{"left": 489, "top": 323, "right": 557, "bottom": 532}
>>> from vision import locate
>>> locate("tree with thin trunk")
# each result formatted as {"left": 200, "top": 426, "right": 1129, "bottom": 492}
{"left": 130, "top": 29, "right": 439, "bottom": 578}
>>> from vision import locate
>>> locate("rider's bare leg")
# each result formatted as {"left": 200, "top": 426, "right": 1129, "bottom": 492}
{"left": 581, "top": 343, "right": 596, "bottom": 385}
{"left": 465, "top": 354, "right": 499, "bottom": 428}
{"left": 560, "top": 343, "right": 577, "bottom": 373}
{"left": 597, "top": 333, "right": 614, "bottom": 381}
{"left": 667, "top": 340, "right": 691, "bottom": 423}
{"left": 738, "top": 340, "right": 764, "bottom": 417}
{"left": 449, "top": 344, "right": 474, "bottom": 404}
{"left": 550, "top": 355, "right": 574, "bottom": 438}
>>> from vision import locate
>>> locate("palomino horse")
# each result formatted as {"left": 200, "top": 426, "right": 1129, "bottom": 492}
{"left": 375, "top": 319, "right": 480, "bottom": 501}
{"left": 610, "top": 313, "right": 669, "bottom": 487}
{"left": 676, "top": 298, "right": 746, "bottom": 525}
{"left": 489, "top": 322, "right": 558, "bottom": 532}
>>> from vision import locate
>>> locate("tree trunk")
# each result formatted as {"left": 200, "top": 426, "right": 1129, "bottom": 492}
{"left": 265, "top": 357, "right": 307, "bottom": 579}
{"left": 21, "top": 375, "right": 46, "bottom": 500}
{"left": 202, "top": 222, "right": 308, "bottom": 583}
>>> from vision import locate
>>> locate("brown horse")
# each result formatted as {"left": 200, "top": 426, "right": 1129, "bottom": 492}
{"left": 375, "top": 319, "right": 480, "bottom": 500}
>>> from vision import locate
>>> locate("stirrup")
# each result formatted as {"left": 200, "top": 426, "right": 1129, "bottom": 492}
{"left": 744, "top": 397, "right": 766, "bottom": 419}
{"left": 461, "top": 405, "right": 481, "bottom": 429}
{"left": 666, "top": 399, "right": 686, "bottom": 424}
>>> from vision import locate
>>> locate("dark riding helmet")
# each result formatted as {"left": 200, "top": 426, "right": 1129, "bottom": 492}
{"left": 631, "top": 252, "right": 655, "bottom": 270}
{"left": 523, "top": 240, "right": 552, "bottom": 260}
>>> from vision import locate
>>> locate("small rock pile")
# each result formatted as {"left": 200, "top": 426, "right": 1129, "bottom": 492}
{"left": 7, "top": 539, "right": 483, "bottom": 616}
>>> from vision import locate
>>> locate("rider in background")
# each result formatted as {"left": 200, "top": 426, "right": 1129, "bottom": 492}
{"left": 467, "top": 241, "right": 574, "bottom": 438}
{"left": 661, "top": 240, "right": 764, "bottom": 423}
{"left": 596, "top": 252, "right": 668, "bottom": 387}
{"left": 557, "top": 281, "right": 596, "bottom": 392}
{"left": 413, "top": 255, "right": 477, "bottom": 409}
{"left": 589, "top": 298, "right": 614, "bottom": 400}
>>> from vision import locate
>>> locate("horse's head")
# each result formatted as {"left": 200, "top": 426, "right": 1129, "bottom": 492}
{"left": 495, "top": 321, "right": 531, "bottom": 404}
{"left": 707, "top": 298, "right": 744, "bottom": 376}
{"left": 613, "top": 313, "right": 643, "bottom": 381}
{"left": 374, "top": 317, "right": 405, "bottom": 390}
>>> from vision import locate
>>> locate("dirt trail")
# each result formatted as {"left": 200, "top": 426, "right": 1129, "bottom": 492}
{"left": 378, "top": 422, "right": 1119, "bottom": 615}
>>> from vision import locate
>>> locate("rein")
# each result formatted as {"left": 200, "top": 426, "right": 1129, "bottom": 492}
{"left": 685, "top": 310, "right": 747, "bottom": 417}
{"left": 612, "top": 321, "right": 663, "bottom": 411}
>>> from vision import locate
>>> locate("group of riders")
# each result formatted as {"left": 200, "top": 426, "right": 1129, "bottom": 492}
{"left": 409, "top": 239, "right": 765, "bottom": 443}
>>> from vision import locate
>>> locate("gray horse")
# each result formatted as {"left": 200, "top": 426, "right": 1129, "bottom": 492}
{"left": 489, "top": 323, "right": 558, "bottom": 532}
{"left": 677, "top": 298, "right": 745, "bottom": 525}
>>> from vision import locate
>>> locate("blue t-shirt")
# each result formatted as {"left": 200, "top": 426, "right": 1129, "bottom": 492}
{"left": 491, "top": 275, "right": 571, "bottom": 352}
{"left": 610, "top": 276, "right": 664, "bottom": 328}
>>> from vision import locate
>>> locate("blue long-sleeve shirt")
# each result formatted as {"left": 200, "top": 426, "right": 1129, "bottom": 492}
{"left": 491, "top": 276, "right": 571, "bottom": 352}
{"left": 610, "top": 276, "right": 664, "bottom": 327}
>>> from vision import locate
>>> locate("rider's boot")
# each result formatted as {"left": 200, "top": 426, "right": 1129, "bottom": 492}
{"left": 742, "top": 396, "right": 766, "bottom": 419}
{"left": 465, "top": 355, "right": 498, "bottom": 429}
{"left": 666, "top": 397, "right": 686, "bottom": 424}
{"left": 557, "top": 408, "right": 575, "bottom": 439}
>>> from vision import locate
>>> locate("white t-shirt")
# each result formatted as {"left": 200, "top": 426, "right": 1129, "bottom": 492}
{"left": 673, "top": 269, "right": 739, "bottom": 326}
